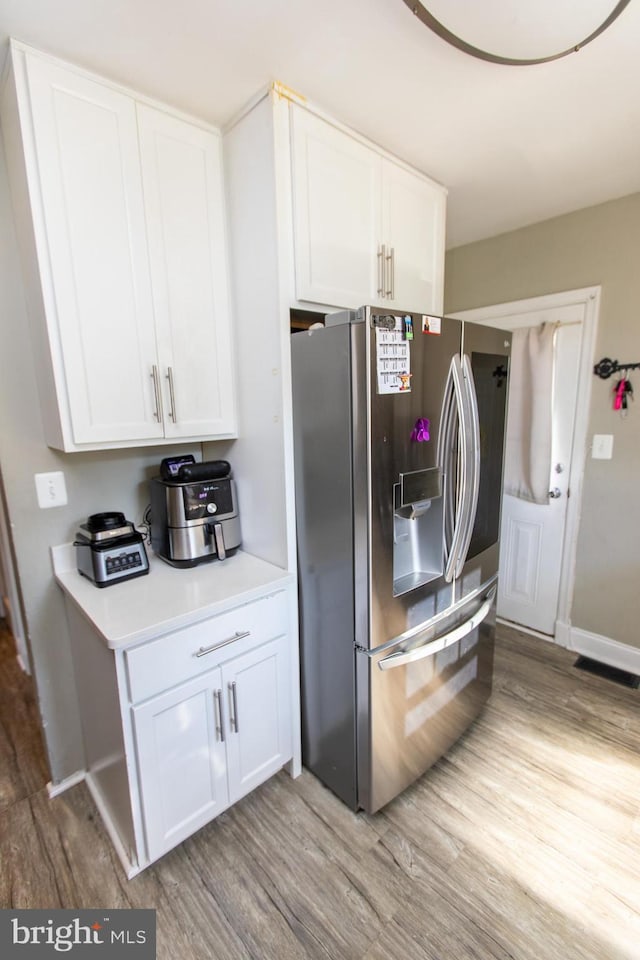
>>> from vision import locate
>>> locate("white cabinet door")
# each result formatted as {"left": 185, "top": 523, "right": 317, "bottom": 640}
{"left": 137, "top": 105, "right": 236, "bottom": 439}
{"left": 23, "top": 53, "right": 163, "bottom": 444}
{"left": 290, "top": 105, "right": 446, "bottom": 314}
{"left": 223, "top": 637, "right": 291, "bottom": 804}
{"left": 132, "top": 669, "right": 229, "bottom": 863}
{"left": 291, "top": 106, "right": 382, "bottom": 309}
{"left": 381, "top": 159, "right": 446, "bottom": 315}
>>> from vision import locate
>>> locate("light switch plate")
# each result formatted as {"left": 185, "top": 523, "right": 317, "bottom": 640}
{"left": 592, "top": 434, "right": 614, "bottom": 460}
{"left": 35, "top": 471, "right": 68, "bottom": 508}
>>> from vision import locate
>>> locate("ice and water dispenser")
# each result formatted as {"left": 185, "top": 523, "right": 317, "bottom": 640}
{"left": 392, "top": 466, "right": 444, "bottom": 597}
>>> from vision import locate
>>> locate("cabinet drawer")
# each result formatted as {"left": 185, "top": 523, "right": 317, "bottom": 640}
{"left": 125, "top": 590, "right": 288, "bottom": 703}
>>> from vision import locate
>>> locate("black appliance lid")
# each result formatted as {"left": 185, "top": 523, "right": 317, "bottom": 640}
{"left": 176, "top": 460, "right": 231, "bottom": 482}
{"left": 79, "top": 512, "right": 135, "bottom": 543}
{"left": 86, "top": 512, "right": 127, "bottom": 532}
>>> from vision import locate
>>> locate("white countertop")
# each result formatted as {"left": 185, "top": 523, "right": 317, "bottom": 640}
{"left": 52, "top": 543, "right": 293, "bottom": 650}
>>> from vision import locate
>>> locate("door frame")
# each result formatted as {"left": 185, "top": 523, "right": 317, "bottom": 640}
{"left": 449, "top": 285, "right": 600, "bottom": 644}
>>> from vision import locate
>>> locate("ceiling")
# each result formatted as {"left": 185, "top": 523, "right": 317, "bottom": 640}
{"left": 0, "top": 0, "right": 638, "bottom": 248}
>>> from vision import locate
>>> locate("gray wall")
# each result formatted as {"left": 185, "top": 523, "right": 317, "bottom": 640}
{"left": 445, "top": 192, "right": 640, "bottom": 648}
{"left": 0, "top": 131, "right": 206, "bottom": 783}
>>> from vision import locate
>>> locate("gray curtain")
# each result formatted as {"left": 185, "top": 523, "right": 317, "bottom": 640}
{"left": 503, "top": 323, "right": 557, "bottom": 504}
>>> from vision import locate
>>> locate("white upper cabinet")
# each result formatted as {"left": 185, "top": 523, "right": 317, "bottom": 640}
{"left": 18, "top": 52, "right": 163, "bottom": 446}
{"left": 1, "top": 43, "right": 236, "bottom": 451}
{"left": 291, "top": 105, "right": 382, "bottom": 309}
{"left": 381, "top": 158, "right": 446, "bottom": 315}
{"left": 290, "top": 104, "right": 446, "bottom": 314}
{"left": 137, "top": 105, "right": 235, "bottom": 440}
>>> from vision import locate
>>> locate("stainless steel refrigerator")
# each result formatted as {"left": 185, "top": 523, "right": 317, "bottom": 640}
{"left": 291, "top": 306, "right": 511, "bottom": 813}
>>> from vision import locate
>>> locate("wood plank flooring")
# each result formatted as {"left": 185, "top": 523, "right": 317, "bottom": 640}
{"left": 0, "top": 622, "right": 49, "bottom": 812}
{"left": 1, "top": 617, "right": 639, "bottom": 959}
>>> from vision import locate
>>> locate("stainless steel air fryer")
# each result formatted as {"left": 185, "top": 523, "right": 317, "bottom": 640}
{"left": 150, "top": 458, "right": 241, "bottom": 567}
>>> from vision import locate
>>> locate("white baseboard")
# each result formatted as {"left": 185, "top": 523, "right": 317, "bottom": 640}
{"left": 555, "top": 620, "right": 571, "bottom": 648}
{"left": 567, "top": 626, "right": 640, "bottom": 675}
{"left": 498, "top": 617, "right": 640, "bottom": 675}
{"left": 47, "top": 770, "right": 86, "bottom": 798}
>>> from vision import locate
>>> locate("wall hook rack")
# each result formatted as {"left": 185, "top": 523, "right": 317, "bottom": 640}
{"left": 593, "top": 357, "right": 640, "bottom": 380}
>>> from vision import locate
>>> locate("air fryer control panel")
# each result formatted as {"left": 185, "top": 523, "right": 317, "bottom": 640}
{"left": 182, "top": 479, "right": 235, "bottom": 520}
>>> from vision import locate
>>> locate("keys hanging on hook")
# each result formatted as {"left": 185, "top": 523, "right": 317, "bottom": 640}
{"left": 613, "top": 377, "right": 634, "bottom": 413}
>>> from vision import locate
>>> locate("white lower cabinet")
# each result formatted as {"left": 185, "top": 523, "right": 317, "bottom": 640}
{"left": 132, "top": 668, "right": 230, "bottom": 863}
{"left": 59, "top": 554, "right": 298, "bottom": 878}
{"left": 132, "top": 636, "right": 291, "bottom": 863}
{"left": 223, "top": 640, "right": 291, "bottom": 803}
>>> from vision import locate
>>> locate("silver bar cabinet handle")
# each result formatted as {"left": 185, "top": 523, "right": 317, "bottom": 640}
{"left": 194, "top": 630, "right": 251, "bottom": 658}
{"left": 213, "top": 689, "right": 225, "bottom": 742}
{"left": 377, "top": 244, "right": 386, "bottom": 297}
{"left": 228, "top": 681, "right": 239, "bottom": 732}
{"left": 166, "top": 366, "right": 177, "bottom": 422}
{"left": 150, "top": 365, "right": 162, "bottom": 422}
{"left": 390, "top": 246, "right": 395, "bottom": 300}
{"left": 385, "top": 246, "right": 393, "bottom": 298}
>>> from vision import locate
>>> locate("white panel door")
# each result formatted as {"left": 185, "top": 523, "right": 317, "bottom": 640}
{"left": 137, "top": 104, "right": 236, "bottom": 439}
{"left": 223, "top": 638, "right": 291, "bottom": 804}
{"left": 496, "top": 316, "right": 582, "bottom": 633}
{"left": 382, "top": 160, "right": 446, "bottom": 314}
{"left": 24, "top": 53, "right": 162, "bottom": 444}
{"left": 488, "top": 314, "right": 582, "bottom": 636}
{"left": 500, "top": 512, "right": 546, "bottom": 616}
{"left": 132, "top": 669, "right": 229, "bottom": 862}
{"left": 290, "top": 106, "right": 382, "bottom": 308}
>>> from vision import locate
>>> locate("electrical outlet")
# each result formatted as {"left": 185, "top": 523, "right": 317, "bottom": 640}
{"left": 34, "top": 471, "right": 68, "bottom": 508}
{"left": 592, "top": 434, "right": 614, "bottom": 460}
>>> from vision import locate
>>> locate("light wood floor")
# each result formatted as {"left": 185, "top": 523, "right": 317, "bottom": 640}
{"left": 1, "top": 618, "right": 640, "bottom": 959}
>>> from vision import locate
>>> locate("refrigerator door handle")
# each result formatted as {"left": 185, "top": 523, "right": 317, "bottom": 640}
{"left": 439, "top": 356, "right": 468, "bottom": 583}
{"left": 454, "top": 354, "right": 481, "bottom": 578}
{"left": 377, "top": 587, "right": 496, "bottom": 671}
{"left": 436, "top": 364, "right": 455, "bottom": 559}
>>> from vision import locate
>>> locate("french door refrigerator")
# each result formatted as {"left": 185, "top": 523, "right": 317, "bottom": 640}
{"left": 291, "top": 306, "right": 511, "bottom": 813}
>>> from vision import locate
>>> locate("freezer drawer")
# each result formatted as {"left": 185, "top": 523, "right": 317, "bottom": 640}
{"left": 356, "top": 585, "right": 496, "bottom": 813}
